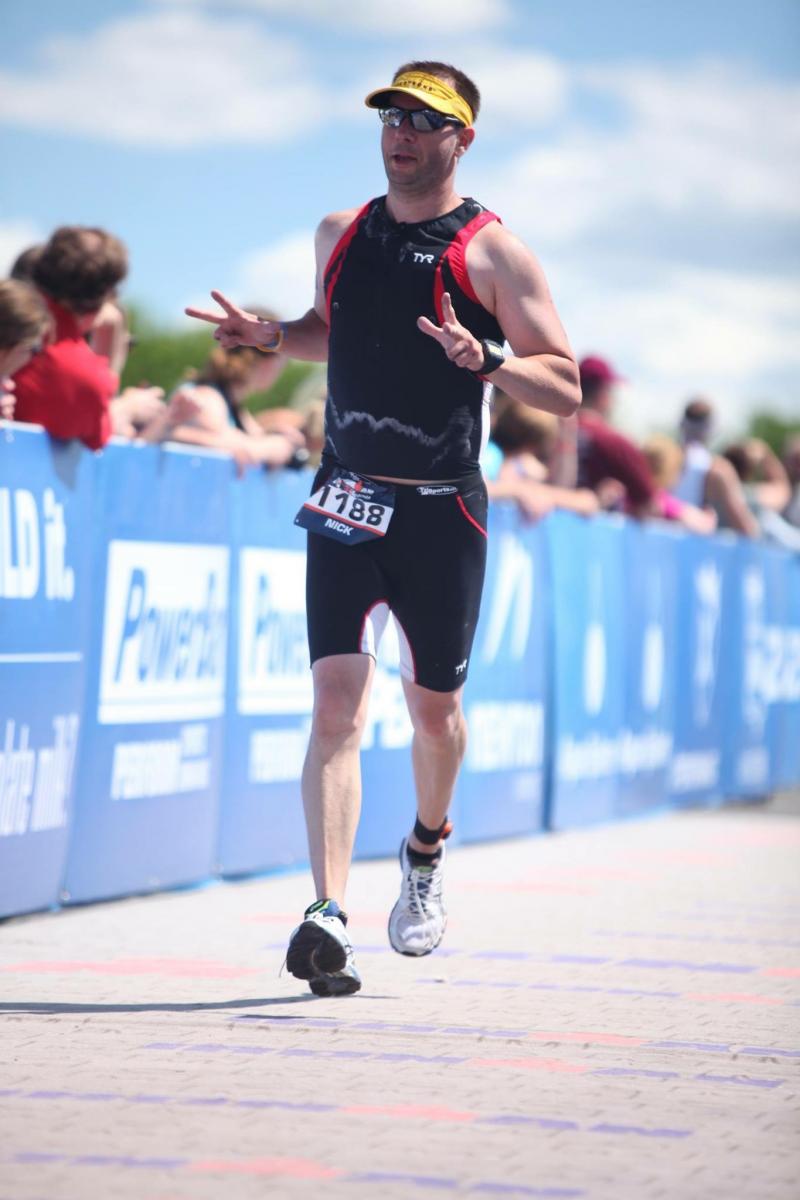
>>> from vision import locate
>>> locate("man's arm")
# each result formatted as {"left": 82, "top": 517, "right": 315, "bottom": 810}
{"left": 704, "top": 457, "right": 760, "bottom": 537}
{"left": 184, "top": 209, "right": 359, "bottom": 362}
{"left": 418, "top": 223, "right": 580, "bottom": 418}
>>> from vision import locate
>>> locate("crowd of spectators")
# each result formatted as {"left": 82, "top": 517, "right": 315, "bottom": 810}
{"left": 1, "top": 223, "right": 799, "bottom": 550}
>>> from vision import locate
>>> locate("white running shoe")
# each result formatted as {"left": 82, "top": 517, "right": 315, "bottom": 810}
{"left": 286, "top": 901, "right": 362, "bottom": 996}
{"left": 388, "top": 838, "right": 447, "bottom": 957}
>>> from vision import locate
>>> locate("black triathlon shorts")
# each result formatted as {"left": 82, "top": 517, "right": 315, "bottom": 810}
{"left": 306, "top": 466, "right": 488, "bottom": 693}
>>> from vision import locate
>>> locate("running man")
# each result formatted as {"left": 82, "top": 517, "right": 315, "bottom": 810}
{"left": 187, "top": 61, "right": 580, "bottom": 995}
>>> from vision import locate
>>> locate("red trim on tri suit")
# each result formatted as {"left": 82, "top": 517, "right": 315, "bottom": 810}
{"left": 324, "top": 201, "right": 372, "bottom": 323}
{"left": 456, "top": 494, "right": 487, "bottom": 538}
{"left": 433, "top": 209, "right": 500, "bottom": 324}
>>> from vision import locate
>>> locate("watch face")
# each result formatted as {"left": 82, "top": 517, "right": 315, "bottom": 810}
{"left": 481, "top": 339, "right": 505, "bottom": 373}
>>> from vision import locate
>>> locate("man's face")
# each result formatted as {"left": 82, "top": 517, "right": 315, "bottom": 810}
{"left": 380, "top": 92, "right": 470, "bottom": 195}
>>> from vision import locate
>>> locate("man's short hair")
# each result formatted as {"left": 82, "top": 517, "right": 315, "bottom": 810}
{"left": 33, "top": 226, "right": 128, "bottom": 316}
{"left": 0, "top": 279, "right": 52, "bottom": 350}
{"left": 394, "top": 60, "right": 481, "bottom": 122}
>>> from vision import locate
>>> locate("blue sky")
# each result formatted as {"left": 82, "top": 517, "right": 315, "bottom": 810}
{"left": 2, "top": 0, "right": 798, "bottom": 436}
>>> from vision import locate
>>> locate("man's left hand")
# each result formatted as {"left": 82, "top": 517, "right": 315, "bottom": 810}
{"left": 417, "top": 292, "right": 483, "bottom": 372}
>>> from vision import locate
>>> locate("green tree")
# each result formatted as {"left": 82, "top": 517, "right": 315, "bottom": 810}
{"left": 747, "top": 411, "right": 800, "bottom": 455}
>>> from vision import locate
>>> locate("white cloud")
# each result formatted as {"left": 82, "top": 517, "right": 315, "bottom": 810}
{"left": 0, "top": 219, "right": 45, "bottom": 275}
{"left": 156, "top": 0, "right": 511, "bottom": 35}
{"left": 557, "top": 265, "right": 800, "bottom": 438}
{"left": 480, "top": 60, "right": 800, "bottom": 245}
{"left": 0, "top": 11, "right": 325, "bottom": 146}
{"left": 234, "top": 230, "right": 317, "bottom": 317}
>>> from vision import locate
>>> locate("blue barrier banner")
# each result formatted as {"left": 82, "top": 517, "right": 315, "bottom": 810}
{"left": 457, "top": 505, "right": 549, "bottom": 843}
{"left": 616, "top": 522, "right": 679, "bottom": 818}
{"left": 667, "top": 534, "right": 735, "bottom": 807}
{"left": 721, "top": 541, "right": 789, "bottom": 796}
{"left": 217, "top": 469, "right": 311, "bottom": 876}
{"left": 546, "top": 513, "right": 627, "bottom": 828}
{"left": 0, "top": 426, "right": 93, "bottom": 917}
{"left": 774, "top": 556, "right": 800, "bottom": 788}
{"left": 62, "top": 442, "right": 231, "bottom": 903}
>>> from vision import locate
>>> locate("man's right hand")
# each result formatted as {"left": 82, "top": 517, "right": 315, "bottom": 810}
{"left": 185, "top": 290, "right": 280, "bottom": 351}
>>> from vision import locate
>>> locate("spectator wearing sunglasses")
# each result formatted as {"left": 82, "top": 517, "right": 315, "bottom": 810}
{"left": 187, "top": 60, "right": 579, "bottom": 998}
{"left": 0, "top": 278, "right": 52, "bottom": 421}
{"left": 12, "top": 226, "right": 162, "bottom": 451}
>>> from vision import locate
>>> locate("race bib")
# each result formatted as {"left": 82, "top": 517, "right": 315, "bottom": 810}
{"left": 295, "top": 470, "right": 395, "bottom": 545}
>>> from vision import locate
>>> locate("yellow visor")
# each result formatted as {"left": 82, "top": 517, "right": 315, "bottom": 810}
{"left": 364, "top": 70, "right": 473, "bottom": 127}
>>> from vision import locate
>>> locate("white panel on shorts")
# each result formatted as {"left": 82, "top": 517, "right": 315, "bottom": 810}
{"left": 393, "top": 615, "right": 417, "bottom": 684}
{"left": 359, "top": 600, "right": 390, "bottom": 659}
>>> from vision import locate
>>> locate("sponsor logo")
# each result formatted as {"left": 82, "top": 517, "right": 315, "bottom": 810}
{"left": 481, "top": 532, "right": 534, "bottom": 663}
{"left": 110, "top": 723, "right": 211, "bottom": 800}
{"left": 467, "top": 701, "right": 544, "bottom": 772}
{"left": 0, "top": 715, "right": 78, "bottom": 836}
{"left": 583, "top": 565, "right": 606, "bottom": 716}
{"left": 413, "top": 252, "right": 435, "bottom": 265}
{"left": 416, "top": 485, "right": 458, "bottom": 496}
{"left": 0, "top": 487, "right": 73, "bottom": 601}
{"left": 455, "top": 658, "right": 468, "bottom": 675}
{"left": 99, "top": 540, "right": 228, "bottom": 724}
{"left": 238, "top": 549, "right": 311, "bottom": 716}
{"left": 692, "top": 561, "right": 722, "bottom": 727}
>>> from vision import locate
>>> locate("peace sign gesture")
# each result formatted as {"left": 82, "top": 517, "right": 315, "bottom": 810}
{"left": 417, "top": 291, "right": 484, "bottom": 372}
{"left": 185, "top": 290, "right": 281, "bottom": 351}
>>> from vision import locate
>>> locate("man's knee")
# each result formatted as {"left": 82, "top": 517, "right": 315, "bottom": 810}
{"left": 407, "top": 690, "right": 465, "bottom": 744}
{"left": 310, "top": 656, "right": 372, "bottom": 744}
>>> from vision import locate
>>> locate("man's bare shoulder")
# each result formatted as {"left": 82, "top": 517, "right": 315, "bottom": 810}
{"left": 469, "top": 219, "right": 546, "bottom": 279}
{"left": 315, "top": 207, "right": 365, "bottom": 262}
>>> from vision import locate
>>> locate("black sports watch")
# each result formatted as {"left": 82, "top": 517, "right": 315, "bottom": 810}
{"left": 473, "top": 338, "right": 505, "bottom": 376}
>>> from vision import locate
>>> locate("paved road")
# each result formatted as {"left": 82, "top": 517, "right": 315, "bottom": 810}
{"left": 1, "top": 798, "right": 799, "bottom": 1199}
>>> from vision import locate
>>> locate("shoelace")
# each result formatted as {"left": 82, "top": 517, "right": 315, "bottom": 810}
{"left": 405, "top": 864, "right": 441, "bottom": 917}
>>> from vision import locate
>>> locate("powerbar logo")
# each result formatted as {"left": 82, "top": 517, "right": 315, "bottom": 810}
{"left": 99, "top": 540, "right": 228, "bottom": 724}
{"left": 238, "top": 548, "right": 311, "bottom": 715}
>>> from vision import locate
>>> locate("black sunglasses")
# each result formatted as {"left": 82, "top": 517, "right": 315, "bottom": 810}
{"left": 379, "top": 106, "right": 463, "bottom": 133}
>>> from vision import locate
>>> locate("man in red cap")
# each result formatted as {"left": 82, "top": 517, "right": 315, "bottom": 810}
{"left": 576, "top": 354, "right": 657, "bottom": 516}
{"left": 187, "top": 60, "right": 580, "bottom": 996}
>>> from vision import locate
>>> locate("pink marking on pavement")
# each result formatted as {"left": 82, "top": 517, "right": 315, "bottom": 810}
{"left": 342, "top": 1104, "right": 476, "bottom": 1122}
{"left": 762, "top": 966, "right": 800, "bottom": 978}
{"left": 0, "top": 959, "right": 260, "bottom": 979}
{"left": 528, "top": 1031, "right": 646, "bottom": 1047}
{"left": 471, "top": 1057, "right": 589, "bottom": 1074}
{"left": 685, "top": 992, "right": 785, "bottom": 1006}
{"left": 190, "top": 1157, "right": 340, "bottom": 1178}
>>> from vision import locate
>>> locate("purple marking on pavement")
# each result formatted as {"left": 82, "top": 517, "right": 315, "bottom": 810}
{"left": 26, "top": 1090, "right": 72, "bottom": 1100}
{"left": 480, "top": 1116, "right": 579, "bottom": 1132}
{"left": 551, "top": 954, "right": 612, "bottom": 965}
{"left": 13, "top": 1153, "right": 66, "bottom": 1164}
{"left": 472, "top": 950, "right": 531, "bottom": 960}
{"left": 592, "top": 1068, "right": 679, "bottom": 1080}
{"left": 0, "top": 1089, "right": 21, "bottom": 1097}
{"left": 739, "top": 1046, "right": 800, "bottom": 1057}
{"left": 618, "top": 958, "right": 757, "bottom": 973}
{"left": 694, "top": 1074, "right": 784, "bottom": 1089}
{"left": 348, "top": 1171, "right": 457, "bottom": 1188}
{"left": 593, "top": 928, "right": 800, "bottom": 949}
{"left": 646, "top": 1041, "right": 732, "bottom": 1053}
{"left": 181, "top": 1097, "right": 229, "bottom": 1106}
{"left": 471, "top": 1187, "right": 585, "bottom": 1198}
{"left": 589, "top": 1123, "right": 691, "bottom": 1138}
{"left": 129, "top": 1094, "right": 171, "bottom": 1104}
{"left": 326, "top": 1050, "right": 371, "bottom": 1059}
